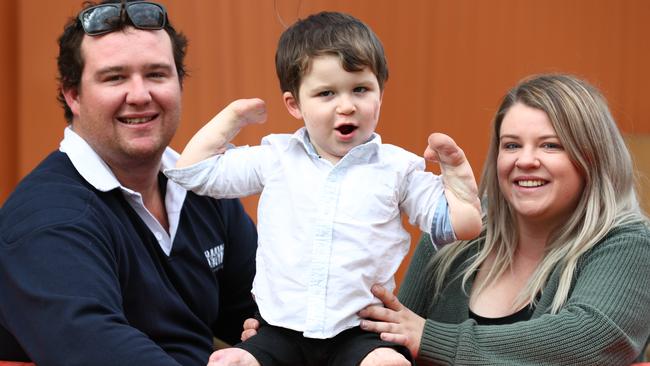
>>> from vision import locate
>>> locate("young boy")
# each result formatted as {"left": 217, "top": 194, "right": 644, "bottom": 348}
{"left": 165, "top": 11, "right": 481, "bottom": 366}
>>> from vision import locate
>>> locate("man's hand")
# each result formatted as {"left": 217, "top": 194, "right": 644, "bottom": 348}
{"left": 241, "top": 317, "right": 259, "bottom": 342}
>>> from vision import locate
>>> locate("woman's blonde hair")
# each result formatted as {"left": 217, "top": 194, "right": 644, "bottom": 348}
{"left": 431, "top": 74, "right": 646, "bottom": 313}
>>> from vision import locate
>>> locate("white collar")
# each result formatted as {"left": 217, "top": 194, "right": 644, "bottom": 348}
{"left": 287, "top": 127, "right": 381, "bottom": 164}
{"left": 59, "top": 126, "right": 186, "bottom": 255}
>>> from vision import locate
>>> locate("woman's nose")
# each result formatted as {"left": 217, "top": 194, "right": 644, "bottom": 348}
{"left": 515, "top": 147, "right": 541, "bottom": 169}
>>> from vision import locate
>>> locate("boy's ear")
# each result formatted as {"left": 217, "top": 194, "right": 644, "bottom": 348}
{"left": 283, "top": 91, "right": 303, "bottom": 119}
{"left": 62, "top": 86, "right": 81, "bottom": 117}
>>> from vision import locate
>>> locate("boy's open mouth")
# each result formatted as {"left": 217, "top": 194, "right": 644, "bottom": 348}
{"left": 335, "top": 124, "right": 357, "bottom": 135}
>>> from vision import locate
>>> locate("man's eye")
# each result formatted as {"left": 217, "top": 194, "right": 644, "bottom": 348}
{"left": 104, "top": 75, "right": 124, "bottom": 82}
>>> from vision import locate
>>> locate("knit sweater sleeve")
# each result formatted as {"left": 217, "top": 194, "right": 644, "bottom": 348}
{"left": 401, "top": 224, "right": 650, "bottom": 365}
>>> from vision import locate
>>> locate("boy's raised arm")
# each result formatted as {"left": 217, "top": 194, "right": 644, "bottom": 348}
{"left": 424, "top": 133, "right": 482, "bottom": 240}
{"left": 175, "top": 98, "right": 267, "bottom": 168}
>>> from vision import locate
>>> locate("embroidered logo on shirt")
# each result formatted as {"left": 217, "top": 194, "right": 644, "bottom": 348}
{"left": 204, "top": 244, "right": 224, "bottom": 271}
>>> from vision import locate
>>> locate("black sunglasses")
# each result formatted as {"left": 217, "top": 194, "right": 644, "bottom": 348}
{"left": 78, "top": 1, "right": 167, "bottom": 36}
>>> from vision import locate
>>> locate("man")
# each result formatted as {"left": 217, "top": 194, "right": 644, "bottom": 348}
{"left": 0, "top": 1, "right": 258, "bottom": 365}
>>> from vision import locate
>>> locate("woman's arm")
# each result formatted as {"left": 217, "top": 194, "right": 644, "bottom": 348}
{"left": 361, "top": 226, "right": 650, "bottom": 365}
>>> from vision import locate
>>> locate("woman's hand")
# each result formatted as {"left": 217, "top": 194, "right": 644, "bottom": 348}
{"left": 358, "top": 285, "right": 425, "bottom": 358}
{"left": 241, "top": 317, "right": 259, "bottom": 341}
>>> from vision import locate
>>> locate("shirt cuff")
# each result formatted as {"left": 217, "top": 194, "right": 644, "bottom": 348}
{"left": 429, "top": 198, "right": 456, "bottom": 248}
{"left": 163, "top": 155, "right": 220, "bottom": 190}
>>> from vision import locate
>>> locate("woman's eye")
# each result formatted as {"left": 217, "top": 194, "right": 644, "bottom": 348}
{"left": 502, "top": 142, "right": 520, "bottom": 150}
{"left": 542, "top": 142, "right": 563, "bottom": 150}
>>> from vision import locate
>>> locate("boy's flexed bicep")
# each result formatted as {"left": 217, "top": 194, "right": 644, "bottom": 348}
{"left": 176, "top": 98, "right": 267, "bottom": 168}
{"left": 424, "top": 133, "right": 481, "bottom": 240}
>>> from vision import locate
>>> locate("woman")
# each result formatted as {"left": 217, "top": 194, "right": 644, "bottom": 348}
{"left": 358, "top": 74, "right": 650, "bottom": 365}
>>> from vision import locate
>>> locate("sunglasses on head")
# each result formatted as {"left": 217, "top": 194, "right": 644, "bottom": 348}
{"left": 78, "top": 1, "right": 167, "bottom": 36}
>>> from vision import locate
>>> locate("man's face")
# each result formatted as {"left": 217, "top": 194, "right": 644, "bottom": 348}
{"left": 63, "top": 27, "right": 182, "bottom": 169}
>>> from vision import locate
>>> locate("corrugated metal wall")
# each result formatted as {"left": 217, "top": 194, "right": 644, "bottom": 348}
{"left": 1, "top": 0, "right": 649, "bottom": 281}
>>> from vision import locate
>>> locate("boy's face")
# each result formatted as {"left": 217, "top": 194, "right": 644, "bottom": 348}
{"left": 283, "top": 55, "right": 382, "bottom": 164}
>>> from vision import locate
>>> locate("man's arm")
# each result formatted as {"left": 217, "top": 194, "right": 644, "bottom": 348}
{"left": 0, "top": 187, "right": 182, "bottom": 365}
{"left": 212, "top": 198, "right": 259, "bottom": 345}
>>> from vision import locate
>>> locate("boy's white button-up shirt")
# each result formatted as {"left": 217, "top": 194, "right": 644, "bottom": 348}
{"left": 165, "top": 128, "right": 454, "bottom": 338}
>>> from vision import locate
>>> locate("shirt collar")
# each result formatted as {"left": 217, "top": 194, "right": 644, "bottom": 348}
{"left": 59, "top": 126, "right": 122, "bottom": 192}
{"left": 59, "top": 126, "right": 186, "bottom": 255}
{"left": 288, "top": 127, "right": 382, "bottom": 164}
{"left": 287, "top": 127, "right": 320, "bottom": 157}
{"left": 59, "top": 126, "right": 183, "bottom": 192}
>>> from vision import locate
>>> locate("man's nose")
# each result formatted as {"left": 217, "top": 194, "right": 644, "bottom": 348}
{"left": 125, "top": 76, "right": 152, "bottom": 105}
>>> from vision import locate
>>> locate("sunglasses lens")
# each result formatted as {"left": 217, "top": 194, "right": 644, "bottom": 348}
{"left": 78, "top": 2, "right": 166, "bottom": 36}
{"left": 79, "top": 5, "right": 121, "bottom": 35}
{"left": 126, "top": 3, "right": 166, "bottom": 29}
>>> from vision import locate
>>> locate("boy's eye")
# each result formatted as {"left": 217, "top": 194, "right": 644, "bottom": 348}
{"left": 353, "top": 86, "right": 368, "bottom": 93}
{"left": 317, "top": 90, "right": 334, "bottom": 97}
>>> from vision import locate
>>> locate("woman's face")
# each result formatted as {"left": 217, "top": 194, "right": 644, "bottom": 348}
{"left": 497, "top": 103, "right": 585, "bottom": 229}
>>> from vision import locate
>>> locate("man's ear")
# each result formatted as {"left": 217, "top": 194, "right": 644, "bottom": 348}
{"left": 283, "top": 91, "right": 302, "bottom": 120}
{"left": 62, "top": 86, "right": 81, "bottom": 117}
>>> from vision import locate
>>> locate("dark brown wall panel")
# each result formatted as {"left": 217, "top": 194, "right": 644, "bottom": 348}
{"left": 0, "top": 1, "right": 17, "bottom": 202}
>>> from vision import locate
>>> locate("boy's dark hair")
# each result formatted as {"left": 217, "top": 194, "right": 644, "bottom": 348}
{"left": 275, "top": 11, "right": 388, "bottom": 100}
{"left": 57, "top": 0, "right": 188, "bottom": 123}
